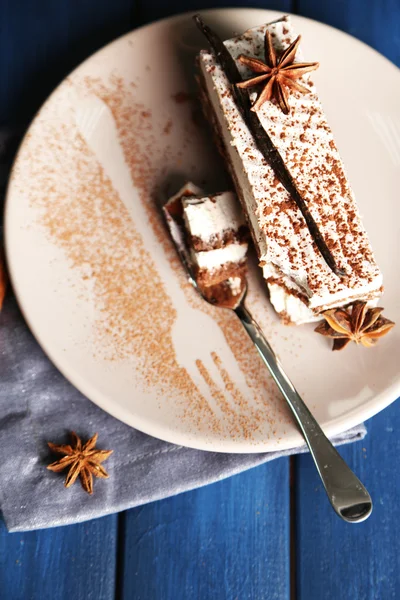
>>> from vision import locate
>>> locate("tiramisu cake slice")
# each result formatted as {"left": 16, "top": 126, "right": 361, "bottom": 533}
{"left": 164, "top": 182, "right": 249, "bottom": 306}
{"left": 196, "top": 16, "right": 384, "bottom": 325}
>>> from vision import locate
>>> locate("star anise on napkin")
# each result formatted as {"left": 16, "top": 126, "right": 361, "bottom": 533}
{"left": 47, "top": 432, "right": 113, "bottom": 495}
{"left": 315, "top": 302, "right": 395, "bottom": 351}
{"left": 236, "top": 32, "right": 319, "bottom": 114}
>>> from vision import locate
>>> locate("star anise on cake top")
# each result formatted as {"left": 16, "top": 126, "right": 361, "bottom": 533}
{"left": 315, "top": 302, "right": 395, "bottom": 351}
{"left": 236, "top": 31, "right": 319, "bottom": 114}
{"left": 47, "top": 432, "right": 113, "bottom": 495}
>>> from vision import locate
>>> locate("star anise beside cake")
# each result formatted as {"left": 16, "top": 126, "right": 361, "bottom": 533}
{"left": 47, "top": 432, "right": 113, "bottom": 495}
{"left": 315, "top": 302, "right": 395, "bottom": 351}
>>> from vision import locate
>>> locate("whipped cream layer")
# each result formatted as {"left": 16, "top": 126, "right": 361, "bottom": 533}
{"left": 198, "top": 16, "right": 383, "bottom": 324}
{"left": 182, "top": 191, "right": 245, "bottom": 248}
{"left": 268, "top": 282, "right": 318, "bottom": 325}
{"left": 191, "top": 242, "right": 247, "bottom": 271}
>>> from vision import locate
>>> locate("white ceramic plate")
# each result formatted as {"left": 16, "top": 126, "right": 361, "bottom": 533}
{"left": 5, "top": 9, "right": 400, "bottom": 452}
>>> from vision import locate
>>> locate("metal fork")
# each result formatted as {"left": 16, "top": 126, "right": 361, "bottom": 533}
{"left": 76, "top": 91, "right": 371, "bottom": 522}
{"left": 165, "top": 207, "right": 373, "bottom": 523}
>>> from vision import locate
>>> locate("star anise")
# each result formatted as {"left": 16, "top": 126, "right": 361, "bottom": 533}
{"left": 236, "top": 32, "right": 319, "bottom": 114}
{"left": 315, "top": 302, "right": 395, "bottom": 351}
{"left": 47, "top": 432, "right": 113, "bottom": 495}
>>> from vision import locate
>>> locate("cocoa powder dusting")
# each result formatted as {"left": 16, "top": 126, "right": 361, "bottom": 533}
{"left": 163, "top": 119, "right": 172, "bottom": 134}
{"left": 85, "top": 74, "right": 286, "bottom": 434}
{"left": 17, "top": 72, "right": 286, "bottom": 443}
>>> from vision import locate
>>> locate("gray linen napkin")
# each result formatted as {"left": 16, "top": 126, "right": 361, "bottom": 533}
{"left": 0, "top": 289, "right": 366, "bottom": 533}
{"left": 0, "top": 131, "right": 366, "bottom": 532}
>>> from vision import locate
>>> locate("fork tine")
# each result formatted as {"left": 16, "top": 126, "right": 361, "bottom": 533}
{"left": 202, "top": 352, "right": 238, "bottom": 412}
{"left": 192, "top": 359, "right": 226, "bottom": 420}
{"left": 213, "top": 348, "right": 262, "bottom": 411}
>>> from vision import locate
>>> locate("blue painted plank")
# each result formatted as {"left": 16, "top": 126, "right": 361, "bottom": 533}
{"left": 295, "top": 401, "right": 400, "bottom": 600}
{"left": 120, "top": 460, "right": 290, "bottom": 600}
{"left": 0, "top": 514, "right": 118, "bottom": 600}
{"left": 137, "top": 0, "right": 293, "bottom": 28}
{"left": 297, "top": 0, "right": 400, "bottom": 67}
{"left": 293, "top": 4, "right": 400, "bottom": 598}
{"left": 0, "top": 0, "right": 133, "bottom": 126}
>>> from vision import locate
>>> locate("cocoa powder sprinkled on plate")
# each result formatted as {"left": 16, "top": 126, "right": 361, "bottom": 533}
{"left": 15, "top": 71, "right": 287, "bottom": 442}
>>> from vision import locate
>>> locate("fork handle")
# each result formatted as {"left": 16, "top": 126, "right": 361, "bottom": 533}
{"left": 235, "top": 303, "right": 372, "bottom": 523}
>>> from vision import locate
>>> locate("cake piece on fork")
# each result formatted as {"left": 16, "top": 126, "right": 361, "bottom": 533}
{"left": 196, "top": 15, "right": 384, "bottom": 325}
{"left": 164, "top": 182, "right": 249, "bottom": 306}
{"left": 182, "top": 190, "right": 248, "bottom": 287}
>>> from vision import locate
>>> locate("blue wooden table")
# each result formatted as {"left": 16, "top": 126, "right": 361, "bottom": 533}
{"left": 1, "top": 1, "right": 399, "bottom": 598}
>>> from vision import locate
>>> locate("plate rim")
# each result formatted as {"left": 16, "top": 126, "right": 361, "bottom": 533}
{"left": 4, "top": 7, "right": 400, "bottom": 453}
